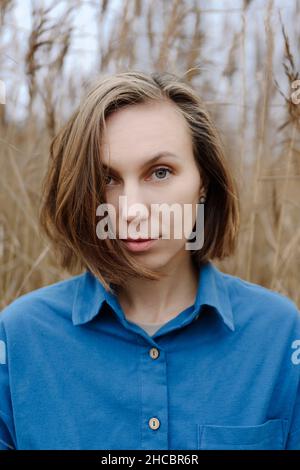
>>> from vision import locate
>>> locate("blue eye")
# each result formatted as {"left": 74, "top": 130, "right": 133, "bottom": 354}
{"left": 105, "top": 167, "right": 173, "bottom": 186}
{"left": 105, "top": 175, "right": 114, "bottom": 185}
{"left": 152, "top": 167, "right": 172, "bottom": 181}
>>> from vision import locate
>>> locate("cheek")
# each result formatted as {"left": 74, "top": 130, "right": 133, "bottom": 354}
{"left": 104, "top": 190, "right": 119, "bottom": 207}
{"left": 170, "top": 170, "right": 201, "bottom": 203}
{"left": 165, "top": 183, "right": 200, "bottom": 237}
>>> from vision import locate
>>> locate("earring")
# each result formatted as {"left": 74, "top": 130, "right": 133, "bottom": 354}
{"left": 199, "top": 194, "right": 206, "bottom": 204}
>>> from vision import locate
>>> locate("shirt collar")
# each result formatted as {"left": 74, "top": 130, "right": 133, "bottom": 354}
{"left": 193, "top": 261, "right": 235, "bottom": 331}
{"left": 72, "top": 261, "right": 235, "bottom": 332}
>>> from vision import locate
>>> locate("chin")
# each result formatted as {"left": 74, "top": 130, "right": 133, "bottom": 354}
{"left": 135, "top": 252, "right": 171, "bottom": 269}
{"left": 138, "top": 249, "right": 183, "bottom": 271}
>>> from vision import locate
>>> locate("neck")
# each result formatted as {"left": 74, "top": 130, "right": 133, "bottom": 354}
{"left": 116, "top": 253, "right": 200, "bottom": 324}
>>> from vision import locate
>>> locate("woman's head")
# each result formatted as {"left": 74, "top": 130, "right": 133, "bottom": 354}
{"left": 40, "top": 70, "right": 240, "bottom": 292}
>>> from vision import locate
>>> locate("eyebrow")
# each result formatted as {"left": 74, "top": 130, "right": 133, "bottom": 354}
{"left": 102, "top": 151, "right": 180, "bottom": 172}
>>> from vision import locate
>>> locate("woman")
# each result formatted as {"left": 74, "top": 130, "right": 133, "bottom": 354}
{"left": 0, "top": 71, "right": 299, "bottom": 450}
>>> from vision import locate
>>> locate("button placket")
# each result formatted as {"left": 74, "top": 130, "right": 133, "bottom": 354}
{"left": 140, "top": 344, "right": 168, "bottom": 449}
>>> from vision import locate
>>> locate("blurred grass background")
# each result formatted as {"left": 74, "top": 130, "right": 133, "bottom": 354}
{"left": 0, "top": 0, "right": 299, "bottom": 308}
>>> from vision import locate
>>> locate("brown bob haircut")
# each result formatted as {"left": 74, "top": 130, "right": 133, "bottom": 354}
{"left": 40, "top": 70, "right": 240, "bottom": 293}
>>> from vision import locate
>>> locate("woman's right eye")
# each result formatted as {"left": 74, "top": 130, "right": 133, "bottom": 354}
{"left": 105, "top": 175, "right": 115, "bottom": 185}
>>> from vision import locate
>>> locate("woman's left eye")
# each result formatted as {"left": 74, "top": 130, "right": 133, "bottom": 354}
{"left": 151, "top": 167, "right": 173, "bottom": 181}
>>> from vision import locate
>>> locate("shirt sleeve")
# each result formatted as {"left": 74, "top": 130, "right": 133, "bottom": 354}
{"left": 285, "top": 377, "right": 300, "bottom": 449}
{"left": 0, "top": 319, "right": 16, "bottom": 450}
{"left": 285, "top": 311, "right": 300, "bottom": 450}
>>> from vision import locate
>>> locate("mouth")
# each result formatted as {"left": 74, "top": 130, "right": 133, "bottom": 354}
{"left": 123, "top": 237, "right": 158, "bottom": 242}
{"left": 120, "top": 237, "right": 160, "bottom": 252}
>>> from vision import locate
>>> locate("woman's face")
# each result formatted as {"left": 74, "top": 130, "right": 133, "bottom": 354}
{"left": 101, "top": 99, "right": 203, "bottom": 270}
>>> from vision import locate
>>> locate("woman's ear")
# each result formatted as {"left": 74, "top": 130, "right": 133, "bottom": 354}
{"left": 198, "top": 170, "right": 209, "bottom": 201}
{"left": 198, "top": 181, "right": 208, "bottom": 201}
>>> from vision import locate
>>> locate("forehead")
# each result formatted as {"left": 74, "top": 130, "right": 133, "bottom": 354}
{"left": 101, "top": 100, "right": 193, "bottom": 166}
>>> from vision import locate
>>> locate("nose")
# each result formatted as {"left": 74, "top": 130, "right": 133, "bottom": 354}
{"left": 119, "top": 185, "right": 149, "bottom": 226}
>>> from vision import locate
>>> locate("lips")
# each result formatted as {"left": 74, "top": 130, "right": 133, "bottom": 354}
{"left": 124, "top": 238, "right": 157, "bottom": 242}
{"left": 121, "top": 237, "right": 160, "bottom": 252}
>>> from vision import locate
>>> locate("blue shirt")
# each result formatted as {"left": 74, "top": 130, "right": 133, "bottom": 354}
{"left": 1, "top": 261, "right": 300, "bottom": 450}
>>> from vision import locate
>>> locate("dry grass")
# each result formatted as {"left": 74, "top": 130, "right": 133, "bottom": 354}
{"left": 0, "top": 0, "right": 299, "bottom": 308}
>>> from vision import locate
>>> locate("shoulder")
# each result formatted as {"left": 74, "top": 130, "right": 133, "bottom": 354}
{"left": 0, "top": 273, "right": 85, "bottom": 334}
{"left": 220, "top": 269, "right": 300, "bottom": 332}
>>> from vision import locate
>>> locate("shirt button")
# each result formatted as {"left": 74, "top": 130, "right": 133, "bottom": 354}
{"left": 149, "top": 347, "right": 160, "bottom": 359}
{"left": 149, "top": 417, "right": 160, "bottom": 430}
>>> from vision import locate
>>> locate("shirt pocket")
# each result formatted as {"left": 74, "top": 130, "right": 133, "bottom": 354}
{"left": 198, "top": 419, "right": 288, "bottom": 450}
